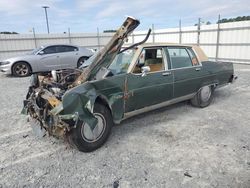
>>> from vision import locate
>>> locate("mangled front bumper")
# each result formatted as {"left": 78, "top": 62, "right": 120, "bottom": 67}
{"left": 22, "top": 85, "right": 99, "bottom": 138}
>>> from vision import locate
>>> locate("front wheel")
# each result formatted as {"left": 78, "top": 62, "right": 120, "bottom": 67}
{"left": 12, "top": 62, "right": 31, "bottom": 77}
{"left": 69, "top": 103, "right": 113, "bottom": 152}
{"left": 191, "top": 85, "right": 214, "bottom": 108}
{"left": 77, "top": 57, "right": 89, "bottom": 68}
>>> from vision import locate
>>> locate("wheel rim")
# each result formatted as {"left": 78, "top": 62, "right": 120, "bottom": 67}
{"left": 200, "top": 86, "right": 211, "bottom": 102}
{"left": 14, "top": 64, "right": 29, "bottom": 76}
{"left": 78, "top": 58, "right": 86, "bottom": 67}
{"left": 80, "top": 113, "right": 106, "bottom": 143}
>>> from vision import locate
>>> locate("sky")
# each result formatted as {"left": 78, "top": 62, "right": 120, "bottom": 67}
{"left": 0, "top": 0, "right": 250, "bottom": 34}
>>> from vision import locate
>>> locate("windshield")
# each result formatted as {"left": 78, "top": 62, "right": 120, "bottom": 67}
{"left": 28, "top": 47, "right": 43, "bottom": 55}
{"left": 108, "top": 49, "right": 136, "bottom": 75}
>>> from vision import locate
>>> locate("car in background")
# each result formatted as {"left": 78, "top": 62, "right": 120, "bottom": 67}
{"left": 0, "top": 44, "right": 94, "bottom": 77}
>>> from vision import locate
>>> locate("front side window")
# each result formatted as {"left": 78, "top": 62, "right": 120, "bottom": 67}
{"left": 43, "top": 46, "right": 57, "bottom": 54}
{"left": 133, "top": 48, "right": 165, "bottom": 73}
{"left": 31, "top": 47, "right": 43, "bottom": 55}
{"left": 167, "top": 47, "right": 193, "bottom": 69}
{"left": 108, "top": 49, "right": 135, "bottom": 75}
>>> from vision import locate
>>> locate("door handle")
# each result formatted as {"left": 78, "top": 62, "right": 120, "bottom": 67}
{"left": 162, "top": 71, "right": 171, "bottom": 76}
{"left": 195, "top": 67, "right": 201, "bottom": 71}
{"left": 57, "top": 56, "right": 60, "bottom": 58}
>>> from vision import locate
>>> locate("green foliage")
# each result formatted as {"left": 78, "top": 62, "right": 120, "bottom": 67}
{"left": 0, "top": 31, "right": 19, "bottom": 34}
{"left": 217, "top": 16, "right": 250, "bottom": 23}
{"left": 194, "top": 21, "right": 211, "bottom": 26}
{"left": 103, "top": 30, "right": 117, "bottom": 33}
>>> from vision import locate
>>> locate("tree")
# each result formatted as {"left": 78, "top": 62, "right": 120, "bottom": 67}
{"left": 194, "top": 21, "right": 212, "bottom": 26}
{"left": 0, "top": 31, "right": 19, "bottom": 34}
{"left": 103, "top": 30, "right": 117, "bottom": 33}
{"left": 217, "top": 16, "right": 250, "bottom": 23}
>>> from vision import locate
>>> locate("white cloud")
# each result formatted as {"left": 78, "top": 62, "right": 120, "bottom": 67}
{"left": 0, "top": 0, "right": 63, "bottom": 15}
{"left": 0, "top": 0, "right": 250, "bottom": 33}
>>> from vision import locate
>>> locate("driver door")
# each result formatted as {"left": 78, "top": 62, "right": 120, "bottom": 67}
{"left": 38, "top": 45, "right": 61, "bottom": 71}
{"left": 125, "top": 47, "right": 174, "bottom": 112}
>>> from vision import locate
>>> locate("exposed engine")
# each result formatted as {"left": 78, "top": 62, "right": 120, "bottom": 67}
{"left": 24, "top": 69, "right": 82, "bottom": 137}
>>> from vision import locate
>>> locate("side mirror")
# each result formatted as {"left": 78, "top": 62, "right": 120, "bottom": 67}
{"left": 38, "top": 51, "right": 44, "bottom": 55}
{"left": 141, "top": 66, "right": 150, "bottom": 77}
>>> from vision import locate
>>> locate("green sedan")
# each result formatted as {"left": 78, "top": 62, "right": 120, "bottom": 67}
{"left": 22, "top": 17, "right": 236, "bottom": 152}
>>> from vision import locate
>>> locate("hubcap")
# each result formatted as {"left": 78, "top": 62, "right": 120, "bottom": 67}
{"left": 79, "top": 61, "right": 84, "bottom": 66}
{"left": 15, "top": 64, "right": 28, "bottom": 76}
{"left": 200, "top": 86, "right": 211, "bottom": 102}
{"left": 81, "top": 113, "right": 106, "bottom": 143}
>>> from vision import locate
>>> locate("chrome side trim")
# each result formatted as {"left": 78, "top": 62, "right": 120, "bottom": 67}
{"left": 123, "top": 93, "right": 196, "bottom": 121}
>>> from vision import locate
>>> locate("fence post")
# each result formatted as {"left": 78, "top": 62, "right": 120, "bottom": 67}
{"left": 179, "top": 19, "right": 182, "bottom": 44}
{"left": 215, "top": 15, "right": 221, "bottom": 61}
{"left": 197, "top": 18, "right": 201, "bottom": 45}
{"left": 68, "top": 28, "right": 71, "bottom": 44}
{"left": 32, "top": 28, "right": 37, "bottom": 48}
{"left": 152, "top": 24, "right": 155, "bottom": 43}
{"left": 97, "top": 27, "right": 100, "bottom": 50}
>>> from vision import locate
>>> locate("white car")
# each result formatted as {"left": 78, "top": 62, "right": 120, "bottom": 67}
{"left": 0, "top": 44, "right": 94, "bottom": 77}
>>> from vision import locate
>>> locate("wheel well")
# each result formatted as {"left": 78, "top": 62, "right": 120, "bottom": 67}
{"left": 11, "top": 61, "right": 32, "bottom": 74}
{"left": 95, "top": 96, "right": 112, "bottom": 113}
{"left": 78, "top": 56, "right": 89, "bottom": 62}
{"left": 198, "top": 83, "right": 217, "bottom": 93}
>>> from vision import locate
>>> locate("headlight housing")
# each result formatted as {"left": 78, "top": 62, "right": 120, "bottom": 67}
{"left": 0, "top": 61, "right": 11, "bottom": 65}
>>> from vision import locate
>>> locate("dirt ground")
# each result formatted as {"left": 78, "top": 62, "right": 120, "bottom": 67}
{"left": 0, "top": 64, "right": 249, "bottom": 188}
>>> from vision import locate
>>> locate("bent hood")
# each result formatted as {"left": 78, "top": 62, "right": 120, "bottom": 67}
{"left": 73, "top": 16, "right": 140, "bottom": 86}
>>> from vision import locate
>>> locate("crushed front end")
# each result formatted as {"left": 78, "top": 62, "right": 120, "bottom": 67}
{"left": 22, "top": 70, "right": 83, "bottom": 138}
{"left": 22, "top": 16, "right": 141, "bottom": 140}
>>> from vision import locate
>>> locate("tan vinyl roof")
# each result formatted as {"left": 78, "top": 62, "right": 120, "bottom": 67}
{"left": 124, "top": 43, "right": 209, "bottom": 62}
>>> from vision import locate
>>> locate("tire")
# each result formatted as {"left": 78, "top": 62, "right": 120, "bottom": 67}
{"left": 77, "top": 56, "right": 89, "bottom": 68}
{"left": 191, "top": 85, "right": 214, "bottom": 108}
{"left": 12, "top": 62, "right": 31, "bottom": 77}
{"left": 69, "top": 103, "right": 113, "bottom": 152}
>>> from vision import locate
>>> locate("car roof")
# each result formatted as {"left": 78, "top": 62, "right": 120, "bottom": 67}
{"left": 40, "top": 44, "right": 79, "bottom": 48}
{"left": 138, "top": 43, "right": 195, "bottom": 48}
{"left": 123, "top": 43, "right": 208, "bottom": 62}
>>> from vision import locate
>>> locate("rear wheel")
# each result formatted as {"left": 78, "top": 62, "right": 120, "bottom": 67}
{"left": 69, "top": 103, "right": 113, "bottom": 152}
{"left": 191, "top": 85, "right": 214, "bottom": 108}
{"left": 12, "top": 62, "right": 31, "bottom": 77}
{"left": 77, "top": 56, "right": 89, "bottom": 68}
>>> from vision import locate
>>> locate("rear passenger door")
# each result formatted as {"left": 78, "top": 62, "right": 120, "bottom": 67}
{"left": 165, "top": 47, "right": 203, "bottom": 98}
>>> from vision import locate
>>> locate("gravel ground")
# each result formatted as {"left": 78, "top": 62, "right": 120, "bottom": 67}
{"left": 0, "top": 64, "right": 249, "bottom": 188}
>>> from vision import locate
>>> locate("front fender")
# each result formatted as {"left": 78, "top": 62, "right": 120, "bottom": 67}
{"left": 61, "top": 82, "right": 99, "bottom": 130}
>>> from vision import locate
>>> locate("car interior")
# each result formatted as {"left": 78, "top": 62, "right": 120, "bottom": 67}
{"left": 133, "top": 48, "right": 165, "bottom": 73}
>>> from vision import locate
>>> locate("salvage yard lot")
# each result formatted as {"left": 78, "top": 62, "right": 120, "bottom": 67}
{"left": 0, "top": 64, "right": 249, "bottom": 187}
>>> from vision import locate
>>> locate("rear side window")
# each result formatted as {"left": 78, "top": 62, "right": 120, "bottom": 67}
{"left": 57, "top": 46, "right": 78, "bottom": 53}
{"left": 167, "top": 48, "right": 193, "bottom": 69}
{"left": 186, "top": 48, "right": 199, "bottom": 66}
